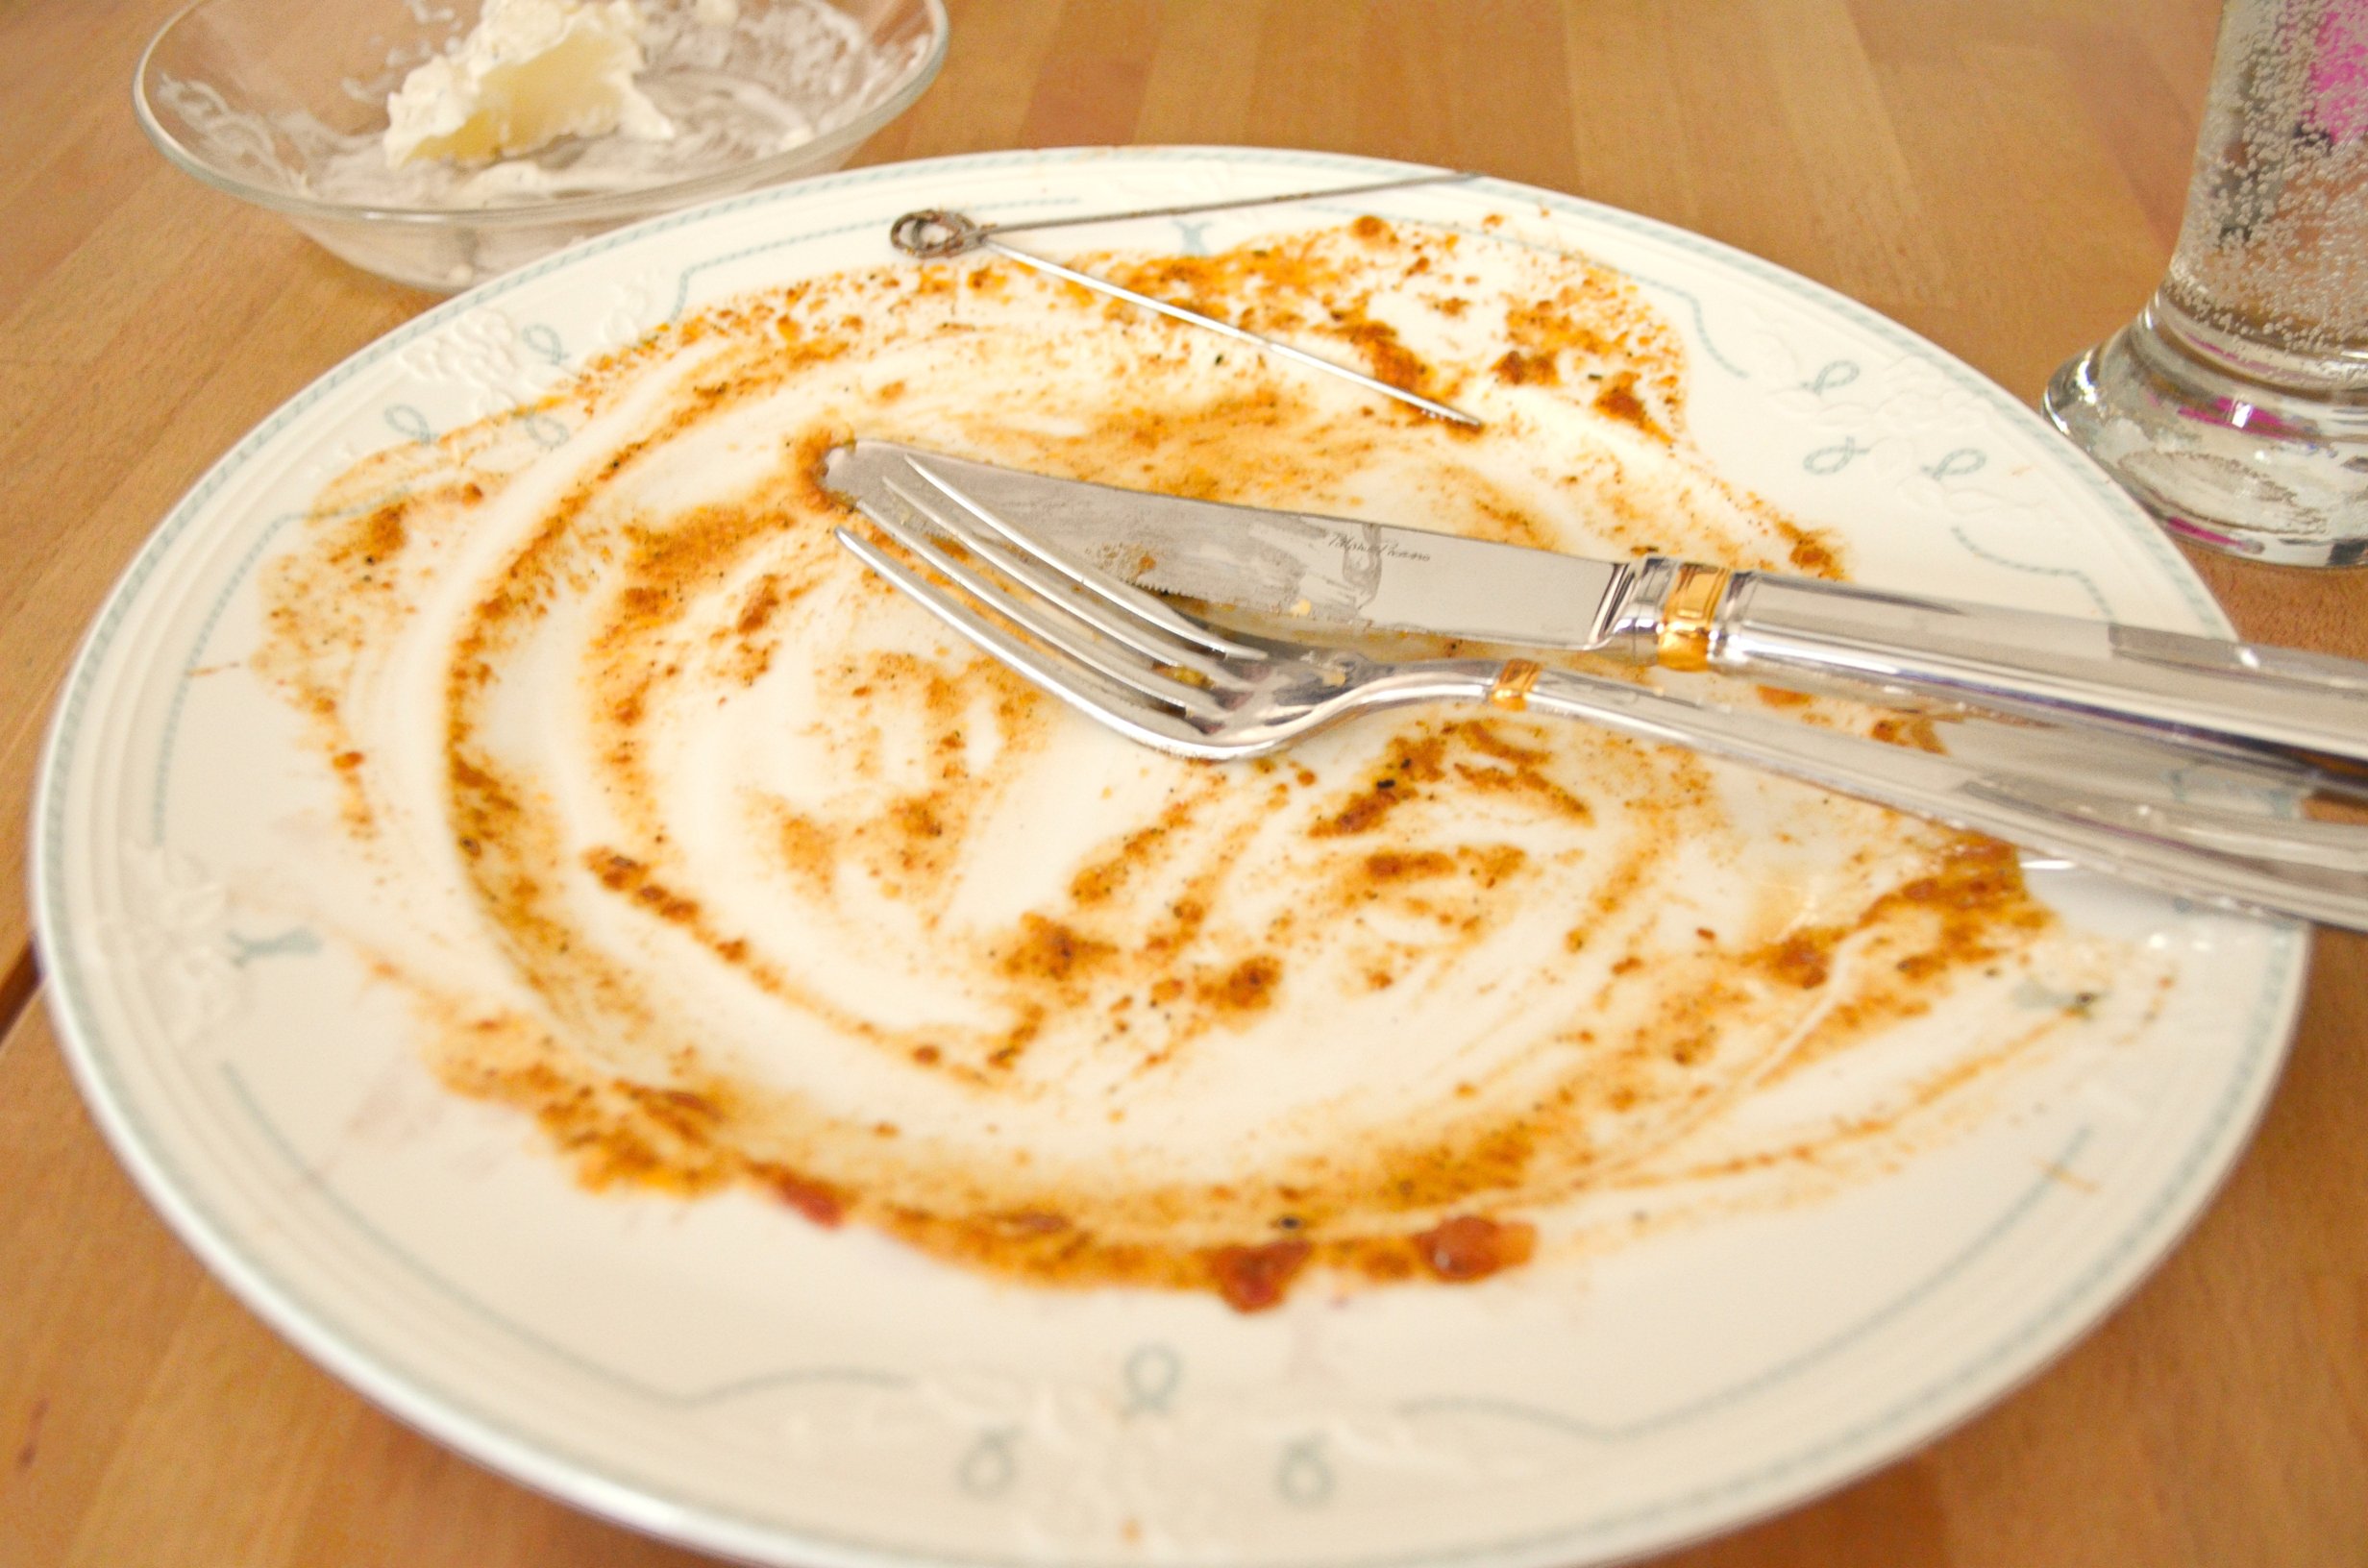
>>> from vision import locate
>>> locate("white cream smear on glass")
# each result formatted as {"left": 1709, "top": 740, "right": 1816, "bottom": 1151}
{"left": 383, "top": 0, "right": 676, "bottom": 169}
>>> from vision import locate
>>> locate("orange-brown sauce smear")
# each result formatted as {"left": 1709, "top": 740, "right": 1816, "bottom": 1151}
{"left": 256, "top": 220, "right": 2077, "bottom": 1314}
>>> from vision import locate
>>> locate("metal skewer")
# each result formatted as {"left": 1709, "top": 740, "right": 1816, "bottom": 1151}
{"left": 887, "top": 172, "right": 1486, "bottom": 429}
{"left": 887, "top": 171, "right": 1481, "bottom": 257}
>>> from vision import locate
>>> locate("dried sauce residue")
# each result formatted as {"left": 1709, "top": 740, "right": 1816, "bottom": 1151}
{"left": 255, "top": 220, "right": 2125, "bottom": 1315}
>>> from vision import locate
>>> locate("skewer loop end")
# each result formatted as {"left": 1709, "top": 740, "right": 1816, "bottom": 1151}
{"left": 890, "top": 209, "right": 987, "bottom": 259}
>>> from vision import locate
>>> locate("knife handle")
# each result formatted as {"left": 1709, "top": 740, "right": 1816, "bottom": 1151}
{"left": 1619, "top": 558, "right": 2368, "bottom": 770}
{"left": 1519, "top": 663, "right": 2368, "bottom": 930}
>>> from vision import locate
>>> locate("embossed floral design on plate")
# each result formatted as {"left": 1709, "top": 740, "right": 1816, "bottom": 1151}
{"left": 36, "top": 149, "right": 2302, "bottom": 1568}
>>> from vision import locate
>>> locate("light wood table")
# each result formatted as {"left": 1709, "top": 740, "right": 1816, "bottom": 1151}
{"left": 4, "top": 1, "right": 2363, "bottom": 1563}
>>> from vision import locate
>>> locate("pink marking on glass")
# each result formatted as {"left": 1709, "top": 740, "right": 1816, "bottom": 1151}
{"left": 2309, "top": 0, "right": 2368, "bottom": 142}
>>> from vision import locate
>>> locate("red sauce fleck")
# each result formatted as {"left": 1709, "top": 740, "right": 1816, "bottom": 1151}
{"left": 759, "top": 1165, "right": 846, "bottom": 1227}
{"left": 1492, "top": 349, "right": 1560, "bottom": 386}
{"left": 1871, "top": 715, "right": 1947, "bottom": 753}
{"left": 1413, "top": 1214, "right": 1538, "bottom": 1282}
{"left": 1762, "top": 930, "right": 1839, "bottom": 989}
{"left": 1206, "top": 1238, "right": 1313, "bottom": 1312}
{"left": 1591, "top": 372, "right": 1670, "bottom": 442}
{"left": 1197, "top": 953, "right": 1282, "bottom": 1015}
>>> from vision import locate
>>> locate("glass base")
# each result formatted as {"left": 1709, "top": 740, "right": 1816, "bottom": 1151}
{"left": 2043, "top": 301, "right": 2368, "bottom": 568}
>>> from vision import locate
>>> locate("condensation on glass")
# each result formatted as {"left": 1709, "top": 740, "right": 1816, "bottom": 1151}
{"left": 2047, "top": 0, "right": 2368, "bottom": 566}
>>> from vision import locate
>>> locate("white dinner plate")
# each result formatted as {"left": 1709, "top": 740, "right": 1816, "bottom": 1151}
{"left": 35, "top": 147, "right": 2304, "bottom": 1567}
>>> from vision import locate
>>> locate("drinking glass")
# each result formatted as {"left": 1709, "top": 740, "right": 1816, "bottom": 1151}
{"left": 2045, "top": 0, "right": 2368, "bottom": 566}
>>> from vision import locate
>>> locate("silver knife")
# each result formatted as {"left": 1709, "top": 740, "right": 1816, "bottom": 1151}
{"left": 823, "top": 440, "right": 2368, "bottom": 772}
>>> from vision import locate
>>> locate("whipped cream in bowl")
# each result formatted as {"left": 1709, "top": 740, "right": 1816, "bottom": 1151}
{"left": 380, "top": 0, "right": 679, "bottom": 172}
{"left": 135, "top": 0, "right": 949, "bottom": 290}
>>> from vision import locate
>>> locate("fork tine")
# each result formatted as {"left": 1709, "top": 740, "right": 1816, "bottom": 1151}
{"left": 875, "top": 476, "right": 1255, "bottom": 692}
{"left": 835, "top": 527, "right": 1239, "bottom": 758}
{"left": 848, "top": 511, "right": 1236, "bottom": 722}
{"left": 899, "top": 456, "right": 1270, "bottom": 662}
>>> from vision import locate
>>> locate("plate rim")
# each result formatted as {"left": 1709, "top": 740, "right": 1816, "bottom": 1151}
{"left": 28, "top": 143, "right": 2310, "bottom": 1568}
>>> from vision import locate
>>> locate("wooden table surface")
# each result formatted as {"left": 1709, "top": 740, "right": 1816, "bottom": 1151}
{"left": 5, "top": 0, "right": 2365, "bottom": 1563}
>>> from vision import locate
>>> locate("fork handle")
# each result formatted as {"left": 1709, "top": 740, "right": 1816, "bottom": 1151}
{"left": 1517, "top": 664, "right": 2368, "bottom": 930}
{"left": 1622, "top": 560, "right": 2368, "bottom": 772}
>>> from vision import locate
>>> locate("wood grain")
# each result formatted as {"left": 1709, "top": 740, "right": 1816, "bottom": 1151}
{"left": 3, "top": 0, "right": 2363, "bottom": 1562}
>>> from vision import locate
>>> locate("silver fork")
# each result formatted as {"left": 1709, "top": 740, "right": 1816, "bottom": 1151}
{"left": 834, "top": 459, "right": 2368, "bottom": 931}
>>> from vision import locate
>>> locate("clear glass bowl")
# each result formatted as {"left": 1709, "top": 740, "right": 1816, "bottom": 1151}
{"left": 136, "top": 0, "right": 949, "bottom": 292}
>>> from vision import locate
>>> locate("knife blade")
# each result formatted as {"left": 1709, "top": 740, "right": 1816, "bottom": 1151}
{"left": 821, "top": 439, "right": 2368, "bottom": 771}
{"left": 821, "top": 441, "right": 1638, "bottom": 652}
